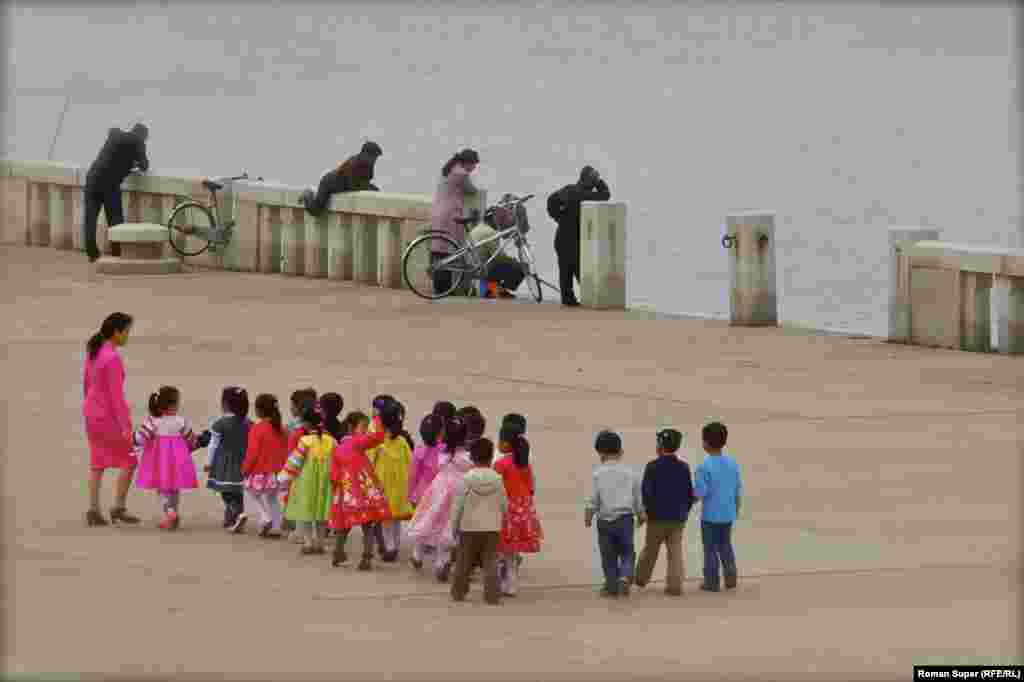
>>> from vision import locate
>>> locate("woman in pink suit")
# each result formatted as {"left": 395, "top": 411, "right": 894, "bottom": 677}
{"left": 82, "top": 312, "right": 140, "bottom": 526}
{"left": 430, "top": 148, "right": 481, "bottom": 294}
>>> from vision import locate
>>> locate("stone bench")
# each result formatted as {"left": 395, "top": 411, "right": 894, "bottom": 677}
{"left": 95, "top": 222, "right": 182, "bottom": 275}
{"left": 891, "top": 237, "right": 1024, "bottom": 354}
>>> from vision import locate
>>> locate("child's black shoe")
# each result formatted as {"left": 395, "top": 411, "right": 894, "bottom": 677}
{"left": 357, "top": 556, "right": 373, "bottom": 571}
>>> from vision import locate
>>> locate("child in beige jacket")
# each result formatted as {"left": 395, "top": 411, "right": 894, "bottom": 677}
{"left": 450, "top": 438, "right": 508, "bottom": 604}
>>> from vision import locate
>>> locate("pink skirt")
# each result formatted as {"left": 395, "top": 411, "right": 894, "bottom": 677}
{"left": 85, "top": 416, "right": 136, "bottom": 471}
{"left": 135, "top": 436, "right": 198, "bottom": 491}
{"left": 244, "top": 473, "right": 281, "bottom": 492}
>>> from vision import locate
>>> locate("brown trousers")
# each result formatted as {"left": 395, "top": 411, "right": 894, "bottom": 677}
{"left": 635, "top": 520, "right": 686, "bottom": 592}
{"left": 450, "top": 531, "right": 500, "bottom": 604}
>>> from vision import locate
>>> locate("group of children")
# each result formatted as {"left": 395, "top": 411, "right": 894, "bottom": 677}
{"left": 124, "top": 383, "right": 742, "bottom": 604}
{"left": 127, "top": 386, "right": 542, "bottom": 602}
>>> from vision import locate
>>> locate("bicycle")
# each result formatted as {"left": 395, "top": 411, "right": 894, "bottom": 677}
{"left": 401, "top": 193, "right": 560, "bottom": 302}
{"left": 166, "top": 172, "right": 263, "bottom": 258}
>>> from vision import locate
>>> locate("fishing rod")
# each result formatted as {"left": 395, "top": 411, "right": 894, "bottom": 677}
{"left": 47, "top": 92, "right": 72, "bottom": 161}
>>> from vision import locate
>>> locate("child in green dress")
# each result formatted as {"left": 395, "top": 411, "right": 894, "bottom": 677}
{"left": 278, "top": 405, "right": 336, "bottom": 555}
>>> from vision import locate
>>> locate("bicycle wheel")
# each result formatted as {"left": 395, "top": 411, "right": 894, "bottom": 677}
{"left": 167, "top": 201, "right": 214, "bottom": 257}
{"left": 402, "top": 233, "right": 469, "bottom": 300}
{"left": 517, "top": 240, "right": 543, "bottom": 303}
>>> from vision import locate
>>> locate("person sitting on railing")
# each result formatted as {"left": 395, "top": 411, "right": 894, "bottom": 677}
{"left": 82, "top": 123, "right": 150, "bottom": 262}
{"left": 300, "top": 141, "right": 383, "bottom": 216}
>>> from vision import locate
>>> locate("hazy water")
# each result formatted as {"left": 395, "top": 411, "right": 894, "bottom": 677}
{"left": 4, "top": 2, "right": 1020, "bottom": 335}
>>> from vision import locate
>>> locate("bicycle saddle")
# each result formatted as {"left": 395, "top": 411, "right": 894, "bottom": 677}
{"left": 203, "top": 179, "right": 224, "bottom": 192}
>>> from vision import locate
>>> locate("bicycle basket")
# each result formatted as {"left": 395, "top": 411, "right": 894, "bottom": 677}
{"left": 491, "top": 205, "right": 516, "bottom": 230}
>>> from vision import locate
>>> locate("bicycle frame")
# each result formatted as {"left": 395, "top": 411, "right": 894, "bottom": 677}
{"left": 434, "top": 223, "right": 526, "bottom": 277}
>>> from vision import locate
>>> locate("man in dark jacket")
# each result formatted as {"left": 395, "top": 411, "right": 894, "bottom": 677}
{"left": 546, "top": 165, "right": 611, "bottom": 306}
{"left": 83, "top": 123, "right": 149, "bottom": 261}
{"left": 300, "top": 141, "right": 383, "bottom": 216}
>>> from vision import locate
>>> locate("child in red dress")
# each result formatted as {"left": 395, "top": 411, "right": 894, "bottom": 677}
{"left": 329, "top": 411, "right": 391, "bottom": 571}
{"left": 494, "top": 429, "right": 543, "bottom": 596}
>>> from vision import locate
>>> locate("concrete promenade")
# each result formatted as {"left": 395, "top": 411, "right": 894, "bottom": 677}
{"left": 2, "top": 244, "right": 1021, "bottom": 681}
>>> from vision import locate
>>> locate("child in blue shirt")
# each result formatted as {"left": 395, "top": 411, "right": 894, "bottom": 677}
{"left": 693, "top": 421, "right": 743, "bottom": 592}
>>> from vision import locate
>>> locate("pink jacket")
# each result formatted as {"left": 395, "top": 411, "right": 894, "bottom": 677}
{"left": 408, "top": 443, "right": 443, "bottom": 506}
{"left": 431, "top": 164, "right": 478, "bottom": 254}
{"left": 82, "top": 342, "right": 131, "bottom": 437}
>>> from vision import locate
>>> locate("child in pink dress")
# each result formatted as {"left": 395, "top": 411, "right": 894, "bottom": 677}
{"left": 134, "top": 386, "right": 202, "bottom": 529}
{"left": 407, "top": 414, "right": 446, "bottom": 569}
{"left": 406, "top": 416, "right": 472, "bottom": 582}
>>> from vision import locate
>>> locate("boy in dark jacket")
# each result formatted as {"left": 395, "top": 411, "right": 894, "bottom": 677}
{"left": 634, "top": 428, "right": 694, "bottom": 596}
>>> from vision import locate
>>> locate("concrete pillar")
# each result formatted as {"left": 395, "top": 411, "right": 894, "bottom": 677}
{"left": 352, "top": 214, "right": 378, "bottom": 285}
{"left": 725, "top": 211, "right": 777, "bottom": 326}
{"left": 280, "top": 207, "right": 306, "bottom": 276}
{"left": 995, "top": 276, "right": 1024, "bottom": 354}
{"left": 959, "top": 271, "right": 992, "bottom": 352}
{"left": 49, "top": 184, "right": 75, "bottom": 250}
{"left": 28, "top": 182, "right": 51, "bottom": 246}
{"left": 888, "top": 226, "right": 941, "bottom": 342}
{"left": 259, "top": 206, "right": 283, "bottom": 274}
{"left": 579, "top": 201, "right": 627, "bottom": 310}
{"left": 377, "top": 217, "right": 403, "bottom": 288}
{"left": 397, "top": 219, "right": 424, "bottom": 290}
{"left": 328, "top": 212, "right": 354, "bottom": 281}
{"left": 2, "top": 175, "right": 29, "bottom": 245}
{"left": 304, "top": 211, "right": 329, "bottom": 278}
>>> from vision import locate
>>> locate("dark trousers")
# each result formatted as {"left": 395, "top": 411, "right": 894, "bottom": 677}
{"left": 451, "top": 531, "right": 500, "bottom": 604}
{"left": 596, "top": 515, "right": 635, "bottom": 594}
{"left": 701, "top": 521, "right": 737, "bottom": 589}
{"left": 82, "top": 187, "right": 124, "bottom": 259}
{"left": 220, "top": 491, "right": 244, "bottom": 518}
{"left": 334, "top": 523, "right": 377, "bottom": 560}
{"left": 432, "top": 251, "right": 454, "bottom": 294}
{"left": 486, "top": 257, "right": 526, "bottom": 291}
{"left": 554, "top": 229, "right": 580, "bottom": 303}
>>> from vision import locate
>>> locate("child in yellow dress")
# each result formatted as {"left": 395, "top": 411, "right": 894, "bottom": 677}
{"left": 368, "top": 400, "right": 414, "bottom": 561}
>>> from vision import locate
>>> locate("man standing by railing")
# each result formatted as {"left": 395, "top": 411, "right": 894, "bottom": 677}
{"left": 83, "top": 123, "right": 149, "bottom": 262}
{"left": 547, "top": 166, "right": 611, "bottom": 307}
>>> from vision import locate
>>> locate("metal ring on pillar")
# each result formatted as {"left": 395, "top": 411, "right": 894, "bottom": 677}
{"left": 722, "top": 234, "right": 736, "bottom": 249}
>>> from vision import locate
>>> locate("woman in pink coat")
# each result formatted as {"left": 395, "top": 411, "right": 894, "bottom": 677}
{"left": 431, "top": 148, "right": 481, "bottom": 293}
{"left": 82, "top": 312, "right": 140, "bottom": 526}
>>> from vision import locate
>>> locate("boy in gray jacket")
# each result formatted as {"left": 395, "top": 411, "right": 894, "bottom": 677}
{"left": 585, "top": 430, "right": 646, "bottom": 597}
{"left": 450, "top": 438, "right": 508, "bottom": 604}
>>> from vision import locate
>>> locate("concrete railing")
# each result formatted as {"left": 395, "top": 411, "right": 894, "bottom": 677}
{"left": 0, "top": 160, "right": 500, "bottom": 295}
{"left": 889, "top": 229, "right": 1023, "bottom": 354}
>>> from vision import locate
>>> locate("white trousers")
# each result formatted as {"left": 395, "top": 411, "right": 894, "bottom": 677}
{"left": 498, "top": 552, "right": 520, "bottom": 595}
{"left": 245, "top": 489, "right": 283, "bottom": 529}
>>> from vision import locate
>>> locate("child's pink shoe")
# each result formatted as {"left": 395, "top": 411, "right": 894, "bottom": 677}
{"left": 159, "top": 510, "right": 178, "bottom": 530}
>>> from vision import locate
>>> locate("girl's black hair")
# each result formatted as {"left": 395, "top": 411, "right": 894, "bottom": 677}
{"left": 379, "top": 402, "right": 404, "bottom": 437}
{"left": 222, "top": 386, "right": 250, "bottom": 419}
{"left": 290, "top": 388, "right": 317, "bottom": 409}
{"left": 502, "top": 413, "right": 527, "bottom": 433}
{"left": 443, "top": 416, "right": 467, "bottom": 457}
{"left": 470, "top": 437, "right": 495, "bottom": 466}
{"left": 419, "top": 414, "right": 444, "bottom": 447}
{"left": 302, "top": 404, "right": 324, "bottom": 439}
{"left": 254, "top": 393, "right": 284, "bottom": 434}
{"left": 432, "top": 401, "right": 456, "bottom": 425}
{"left": 341, "top": 410, "right": 370, "bottom": 436}
{"left": 441, "top": 148, "right": 480, "bottom": 177}
{"left": 320, "top": 393, "right": 345, "bottom": 441}
{"left": 86, "top": 312, "right": 133, "bottom": 359}
{"left": 148, "top": 385, "right": 180, "bottom": 417}
{"left": 459, "top": 408, "right": 485, "bottom": 447}
{"left": 511, "top": 434, "right": 530, "bottom": 469}
{"left": 371, "top": 394, "right": 396, "bottom": 413}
